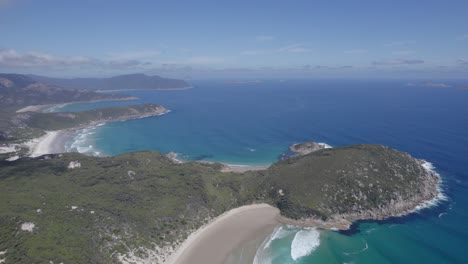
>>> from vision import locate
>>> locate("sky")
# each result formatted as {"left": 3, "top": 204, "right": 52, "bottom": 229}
{"left": 0, "top": 0, "right": 467, "bottom": 79}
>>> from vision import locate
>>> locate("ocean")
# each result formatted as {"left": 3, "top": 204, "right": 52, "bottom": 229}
{"left": 54, "top": 80, "right": 468, "bottom": 263}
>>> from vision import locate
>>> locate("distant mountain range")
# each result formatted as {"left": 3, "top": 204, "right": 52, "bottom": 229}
{"left": 29, "top": 73, "right": 191, "bottom": 91}
{"left": 0, "top": 74, "right": 133, "bottom": 107}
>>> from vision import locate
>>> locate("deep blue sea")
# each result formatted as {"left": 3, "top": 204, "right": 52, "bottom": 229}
{"left": 55, "top": 80, "right": 468, "bottom": 263}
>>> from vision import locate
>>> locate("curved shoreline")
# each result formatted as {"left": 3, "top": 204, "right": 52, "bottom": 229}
{"left": 279, "top": 159, "right": 445, "bottom": 230}
{"left": 166, "top": 160, "right": 445, "bottom": 263}
{"left": 166, "top": 204, "right": 279, "bottom": 264}
{"left": 10, "top": 107, "right": 446, "bottom": 263}
{"left": 15, "top": 97, "right": 138, "bottom": 113}
{"left": 97, "top": 86, "right": 193, "bottom": 92}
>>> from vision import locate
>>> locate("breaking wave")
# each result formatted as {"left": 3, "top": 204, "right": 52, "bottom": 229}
{"left": 290, "top": 228, "right": 320, "bottom": 261}
{"left": 66, "top": 125, "right": 103, "bottom": 156}
{"left": 317, "top": 142, "right": 332, "bottom": 149}
{"left": 413, "top": 160, "right": 448, "bottom": 212}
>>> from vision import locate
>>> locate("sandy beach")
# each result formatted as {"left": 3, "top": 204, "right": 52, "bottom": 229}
{"left": 16, "top": 104, "right": 54, "bottom": 113}
{"left": 221, "top": 164, "right": 270, "bottom": 173}
{"left": 168, "top": 204, "right": 279, "bottom": 264}
{"left": 28, "top": 130, "right": 71, "bottom": 157}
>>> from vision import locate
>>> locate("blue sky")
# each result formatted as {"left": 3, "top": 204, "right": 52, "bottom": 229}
{"left": 0, "top": 0, "right": 467, "bottom": 79}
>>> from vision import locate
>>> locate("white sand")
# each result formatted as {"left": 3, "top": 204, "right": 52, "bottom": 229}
{"left": 16, "top": 104, "right": 51, "bottom": 113}
{"left": 28, "top": 131, "right": 62, "bottom": 157}
{"left": 167, "top": 204, "right": 279, "bottom": 264}
{"left": 221, "top": 164, "right": 270, "bottom": 173}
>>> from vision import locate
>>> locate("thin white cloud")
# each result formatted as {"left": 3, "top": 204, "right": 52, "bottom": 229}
{"left": 384, "top": 41, "right": 415, "bottom": 47}
{"left": 255, "top": 35, "right": 274, "bottom": 41}
{"left": 186, "top": 56, "right": 224, "bottom": 64}
{"left": 344, "top": 49, "right": 368, "bottom": 54}
{"left": 178, "top": 48, "right": 192, "bottom": 53}
{"left": 406, "top": 82, "right": 452, "bottom": 88}
{"left": 0, "top": 48, "right": 151, "bottom": 69}
{"left": 457, "top": 59, "right": 468, "bottom": 65}
{"left": 241, "top": 50, "right": 259, "bottom": 55}
{"left": 392, "top": 50, "right": 414, "bottom": 55}
{"left": 458, "top": 34, "right": 468, "bottom": 40}
{"left": 108, "top": 50, "right": 161, "bottom": 60}
{"left": 277, "top": 43, "right": 312, "bottom": 53}
{"left": 373, "top": 59, "right": 424, "bottom": 66}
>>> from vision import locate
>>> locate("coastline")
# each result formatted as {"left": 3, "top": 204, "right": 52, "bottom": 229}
{"left": 22, "top": 106, "right": 170, "bottom": 158}
{"left": 27, "top": 130, "right": 71, "bottom": 157}
{"left": 15, "top": 96, "right": 138, "bottom": 113}
{"left": 166, "top": 153, "right": 271, "bottom": 173}
{"left": 220, "top": 163, "right": 270, "bottom": 173}
{"left": 165, "top": 160, "right": 445, "bottom": 264}
{"left": 278, "top": 159, "right": 446, "bottom": 230}
{"left": 167, "top": 204, "right": 279, "bottom": 264}
{"left": 97, "top": 86, "right": 193, "bottom": 92}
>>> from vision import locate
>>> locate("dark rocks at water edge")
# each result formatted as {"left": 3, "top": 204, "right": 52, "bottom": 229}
{"left": 267, "top": 144, "right": 441, "bottom": 229}
{"left": 279, "top": 141, "right": 331, "bottom": 160}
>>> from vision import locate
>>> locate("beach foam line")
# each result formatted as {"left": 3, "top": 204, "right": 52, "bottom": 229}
{"left": 252, "top": 225, "right": 297, "bottom": 264}
{"left": 413, "top": 160, "right": 448, "bottom": 213}
{"left": 67, "top": 126, "right": 103, "bottom": 156}
{"left": 167, "top": 204, "right": 279, "bottom": 264}
{"left": 264, "top": 226, "right": 291, "bottom": 249}
{"left": 290, "top": 228, "right": 320, "bottom": 261}
{"left": 317, "top": 142, "right": 332, "bottom": 149}
{"left": 29, "top": 131, "right": 60, "bottom": 157}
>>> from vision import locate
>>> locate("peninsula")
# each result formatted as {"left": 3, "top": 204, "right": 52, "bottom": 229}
{"left": 0, "top": 73, "right": 441, "bottom": 264}
{"left": 30, "top": 73, "right": 192, "bottom": 91}
{"left": 0, "top": 74, "right": 135, "bottom": 110}
{"left": 0, "top": 144, "right": 441, "bottom": 263}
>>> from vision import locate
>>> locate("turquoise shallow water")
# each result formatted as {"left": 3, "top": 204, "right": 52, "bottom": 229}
{"left": 55, "top": 80, "right": 468, "bottom": 263}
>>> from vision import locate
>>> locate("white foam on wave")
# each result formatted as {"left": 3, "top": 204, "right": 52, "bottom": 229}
{"left": 253, "top": 226, "right": 296, "bottom": 264}
{"left": 412, "top": 160, "right": 448, "bottom": 213}
{"left": 344, "top": 240, "right": 369, "bottom": 255}
{"left": 438, "top": 212, "right": 447, "bottom": 218}
{"left": 290, "top": 228, "right": 320, "bottom": 261}
{"left": 264, "top": 226, "right": 291, "bottom": 249}
{"left": 67, "top": 126, "right": 103, "bottom": 156}
{"left": 44, "top": 103, "right": 68, "bottom": 113}
{"left": 317, "top": 142, "right": 332, "bottom": 149}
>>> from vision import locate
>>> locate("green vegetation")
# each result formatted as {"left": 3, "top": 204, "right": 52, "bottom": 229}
{"left": 0, "top": 104, "right": 168, "bottom": 143}
{"left": 265, "top": 145, "right": 438, "bottom": 220}
{"left": 30, "top": 73, "right": 191, "bottom": 91}
{"left": 0, "top": 73, "right": 133, "bottom": 108}
{"left": 0, "top": 152, "right": 255, "bottom": 263}
{"left": 0, "top": 145, "right": 438, "bottom": 263}
{"left": 0, "top": 73, "right": 438, "bottom": 263}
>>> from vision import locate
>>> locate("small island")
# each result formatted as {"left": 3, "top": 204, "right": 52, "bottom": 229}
{"left": 289, "top": 141, "right": 331, "bottom": 155}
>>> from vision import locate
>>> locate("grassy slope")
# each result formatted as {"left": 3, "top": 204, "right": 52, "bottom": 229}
{"left": 0, "top": 152, "right": 259, "bottom": 263}
{"left": 266, "top": 145, "right": 428, "bottom": 219}
{"left": 0, "top": 104, "right": 167, "bottom": 143}
{"left": 0, "top": 145, "right": 432, "bottom": 263}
